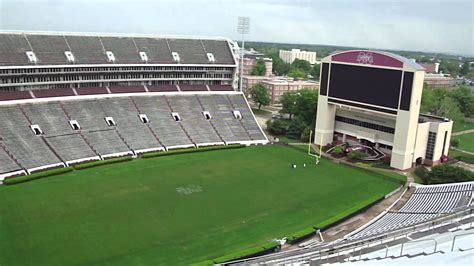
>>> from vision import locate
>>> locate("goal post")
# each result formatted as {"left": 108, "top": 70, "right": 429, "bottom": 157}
{"left": 308, "top": 130, "right": 323, "bottom": 164}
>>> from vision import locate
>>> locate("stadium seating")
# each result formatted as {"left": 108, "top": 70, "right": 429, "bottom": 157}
{"left": 208, "top": 85, "right": 234, "bottom": 91}
{"left": 166, "top": 95, "right": 223, "bottom": 145}
{"left": 198, "top": 95, "right": 252, "bottom": 143}
{"left": 0, "top": 145, "right": 22, "bottom": 174}
{"left": 167, "top": 39, "right": 208, "bottom": 64}
{"left": 21, "top": 102, "right": 96, "bottom": 163}
{"left": 98, "top": 97, "right": 162, "bottom": 151}
{"left": 0, "top": 33, "right": 236, "bottom": 66}
{"left": 0, "top": 34, "right": 32, "bottom": 66}
{"left": 61, "top": 99, "right": 131, "bottom": 156}
{"left": 179, "top": 84, "right": 208, "bottom": 91}
{"left": 33, "top": 88, "right": 75, "bottom": 98}
{"left": 133, "top": 37, "right": 174, "bottom": 63}
{"left": 348, "top": 183, "right": 474, "bottom": 240}
{"left": 0, "top": 106, "right": 62, "bottom": 170}
{"left": 26, "top": 34, "right": 70, "bottom": 65}
{"left": 0, "top": 91, "right": 32, "bottom": 101}
{"left": 64, "top": 35, "right": 109, "bottom": 64}
{"left": 131, "top": 95, "right": 194, "bottom": 148}
{"left": 0, "top": 91, "right": 266, "bottom": 174}
{"left": 228, "top": 183, "right": 474, "bottom": 265}
{"left": 227, "top": 94, "right": 267, "bottom": 141}
{"left": 100, "top": 36, "right": 139, "bottom": 64}
{"left": 109, "top": 86, "right": 146, "bottom": 94}
{"left": 201, "top": 39, "right": 235, "bottom": 65}
{"left": 147, "top": 85, "right": 179, "bottom": 92}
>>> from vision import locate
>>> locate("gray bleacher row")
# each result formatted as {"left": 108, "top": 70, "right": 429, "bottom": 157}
{"left": 0, "top": 146, "right": 20, "bottom": 174}
{"left": 415, "top": 183, "right": 473, "bottom": 194}
{"left": 0, "top": 93, "right": 266, "bottom": 174}
{"left": 0, "top": 33, "right": 235, "bottom": 66}
{"left": 348, "top": 183, "right": 474, "bottom": 240}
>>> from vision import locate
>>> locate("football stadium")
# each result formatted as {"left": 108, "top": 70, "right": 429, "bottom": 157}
{"left": 0, "top": 31, "right": 472, "bottom": 266}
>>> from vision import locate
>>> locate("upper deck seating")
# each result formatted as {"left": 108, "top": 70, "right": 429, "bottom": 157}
{"left": 26, "top": 34, "right": 70, "bottom": 65}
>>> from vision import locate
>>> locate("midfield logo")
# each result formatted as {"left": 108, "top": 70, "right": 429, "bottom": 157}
{"left": 357, "top": 52, "right": 374, "bottom": 64}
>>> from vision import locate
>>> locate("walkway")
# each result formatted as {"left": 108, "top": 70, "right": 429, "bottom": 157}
{"left": 452, "top": 129, "right": 474, "bottom": 136}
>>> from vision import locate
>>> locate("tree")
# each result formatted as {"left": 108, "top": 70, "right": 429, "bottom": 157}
{"left": 291, "top": 59, "right": 312, "bottom": 73}
{"left": 460, "top": 60, "right": 470, "bottom": 76}
{"left": 279, "top": 91, "right": 298, "bottom": 119}
{"left": 271, "top": 55, "right": 290, "bottom": 75}
{"left": 450, "top": 138, "right": 460, "bottom": 148}
{"left": 448, "top": 86, "right": 474, "bottom": 117}
{"left": 249, "top": 83, "right": 270, "bottom": 110}
{"left": 288, "top": 68, "right": 307, "bottom": 79}
{"left": 420, "top": 87, "right": 465, "bottom": 121}
{"left": 294, "top": 89, "right": 318, "bottom": 126}
{"left": 286, "top": 116, "right": 307, "bottom": 139}
{"left": 310, "top": 63, "right": 321, "bottom": 79}
{"left": 427, "top": 164, "right": 474, "bottom": 184}
{"left": 250, "top": 59, "right": 266, "bottom": 76}
{"left": 266, "top": 119, "right": 288, "bottom": 135}
{"left": 300, "top": 126, "right": 313, "bottom": 142}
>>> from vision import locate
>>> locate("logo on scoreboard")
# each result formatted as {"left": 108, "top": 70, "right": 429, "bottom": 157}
{"left": 357, "top": 52, "right": 374, "bottom": 65}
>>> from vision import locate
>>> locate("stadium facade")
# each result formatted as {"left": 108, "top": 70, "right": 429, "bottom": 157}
{"left": 315, "top": 50, "right": 453, "bottom": 170}
{"left": 0, "top": 31, "right": 268, "bottom": 180}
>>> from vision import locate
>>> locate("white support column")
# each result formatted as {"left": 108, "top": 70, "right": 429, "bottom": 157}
{"left": 314, "top": 96, "right": 336, "bottom": 145}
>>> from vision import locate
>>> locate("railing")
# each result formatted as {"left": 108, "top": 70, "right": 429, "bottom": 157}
{"left": 451, "top": 232, "right": 474, "bottom": 251}
{"left": 400, "top": 238, "right": 437, "bottom": 256}
{"left": 226, "top": 206, "right": 474, "bottom": 265}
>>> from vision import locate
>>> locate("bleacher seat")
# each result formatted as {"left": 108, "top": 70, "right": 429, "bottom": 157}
{"left": 26, "top": 34, "right": 70, "bottom": 65}
{"left": 0, "top": 92, "right": 266, "bottom": 174}
{"left": 0, "top": 91, "right": 32, "bottom": 101}
{"left": 0, "top": 34, "right": 32, "bottom": 66}
{"left": 0, "top": 106, "right": 61, "bottom": 169}
{"left": 33, "top": 88, "right": 75, "bottom": 98}
{"left": 133, "top": 38, "right": 174, "bottom": 63}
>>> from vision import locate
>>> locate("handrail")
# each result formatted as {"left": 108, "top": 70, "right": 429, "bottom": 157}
{"left": 225, "top": 206, "right": 474, "bottom": 265}
{"left": 451, "top": 232, "right": 474, "bottom": 251}
{"left": 400, "top": 238, "right": 437, "bottom": 256}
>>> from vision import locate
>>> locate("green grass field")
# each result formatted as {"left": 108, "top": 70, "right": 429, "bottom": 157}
{"left": 452, "top": 119, "right": 474, "bottom": 133}
{"left": 0, "top": 145, "right": 400, "bottom": 265}
{"left": 452, "top": 133, "right": 474, "bottom": 153}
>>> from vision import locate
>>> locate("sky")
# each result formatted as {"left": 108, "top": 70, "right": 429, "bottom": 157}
{"left": 0, "top": 0, "right": 472, "bottom": 56}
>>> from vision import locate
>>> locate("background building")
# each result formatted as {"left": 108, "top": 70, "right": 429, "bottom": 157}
{"left": 315, "top": 50, "right": 453, "bottom": 170}
{"left": 242, "top": 57, "right": 272, "bottom": 76}
{"left": 242, "top": 76, "right": 318, "bottom": 104}
{"left": 419, "top": 62, "right": 440, "bottom": 73}
{"left": 279, "top": 49, "right": 317, "bottom": 64}
{"left": 424, "top": 73, "right": 452, "bottom": 89}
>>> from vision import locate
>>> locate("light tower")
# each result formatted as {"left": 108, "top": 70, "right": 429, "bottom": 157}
{"left": 237, "top": 16, "right": 250, "bottom": 92}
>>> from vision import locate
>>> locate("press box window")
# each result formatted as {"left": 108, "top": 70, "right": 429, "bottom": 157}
{"left": 171, "top": 112, "right": 181, "bottom": 121}
{"left": 232, "top": 110, "right": 242, "bottom": 119}
{"left": 105, "top": 117, "right": 116, "bottom": 126}
{"left": 30, "top": 124, "right": 44, "bottom": 135}
{"left": 139, "top": 114, "right": 150, "bottom": 123}
{"left": 202, "top": 111, "right": 212, "bottom": 120}
{"left": 69, "top": 120, "right": 81, "bottom": 130}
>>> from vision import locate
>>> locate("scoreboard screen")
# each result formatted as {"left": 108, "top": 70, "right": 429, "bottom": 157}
{"left": 328, "top": 63, "right": 403, "bottom": 109}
